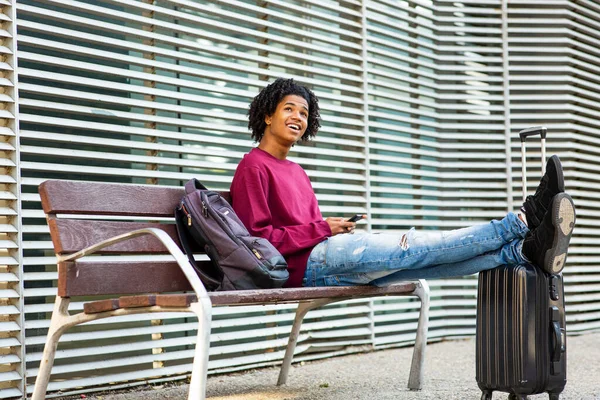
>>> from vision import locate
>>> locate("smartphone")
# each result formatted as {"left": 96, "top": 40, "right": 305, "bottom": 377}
{"left": 347, "top": 214, "right": 364, "bottom": 223}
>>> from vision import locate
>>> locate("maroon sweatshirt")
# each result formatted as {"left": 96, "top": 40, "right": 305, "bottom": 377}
{"left": 230, "top": 148, "right": 332, "bottom": 287}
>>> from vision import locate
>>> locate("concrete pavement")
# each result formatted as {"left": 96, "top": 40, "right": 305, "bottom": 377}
{"left": 63, "top": 331, "right": 600, "bottom": 400}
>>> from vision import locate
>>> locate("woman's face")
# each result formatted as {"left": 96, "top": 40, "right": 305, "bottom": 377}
{"left": 264, "top": 94, "right": 309, "bottom": 145}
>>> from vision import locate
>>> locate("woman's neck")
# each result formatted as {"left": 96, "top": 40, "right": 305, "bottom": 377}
{"left": 258, "top": 137, "right": 291, "bottom": 160}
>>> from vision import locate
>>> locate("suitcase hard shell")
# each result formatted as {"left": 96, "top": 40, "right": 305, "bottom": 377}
{"left": 476, "top": 264, "right": 567, "bottom": 400}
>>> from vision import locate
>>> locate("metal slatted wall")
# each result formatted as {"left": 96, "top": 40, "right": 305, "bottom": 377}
{"left": 0, "top": 0, "right": 594, "bottom": 398}
{"left": 506, "top": 0, "right": 600, "bottom": 332}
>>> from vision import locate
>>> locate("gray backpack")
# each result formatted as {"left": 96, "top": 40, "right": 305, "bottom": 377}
{"left": 174, "top": 179, "right": 289, "bottom": 291}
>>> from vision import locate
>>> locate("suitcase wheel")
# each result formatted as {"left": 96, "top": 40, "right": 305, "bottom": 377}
{"left": 480, "top": 391, "right": 492, "bottom": 400}
{"left": 548, "top": 394, "right": 560, "bottom": 400}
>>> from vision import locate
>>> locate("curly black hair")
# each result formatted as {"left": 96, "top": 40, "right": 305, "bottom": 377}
{"left": 248, "top": 78, "right": 321, "bottom": 143}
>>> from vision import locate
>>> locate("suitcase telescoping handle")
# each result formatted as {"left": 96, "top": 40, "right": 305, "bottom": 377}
{"left": 519, "top": 126, "right": 547, "bottom": 203}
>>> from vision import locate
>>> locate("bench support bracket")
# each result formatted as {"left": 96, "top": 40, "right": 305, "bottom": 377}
{"left": 277, "top": 298, "right": 336, "bottom": 385}
{"left": 276, "top": 279, "right": 430, "bottom": 391}
{"left": 408, "top": 279, "right": 430, "bottom": 390}
{"left": 31, "top": 296, "right": 72, "bottom": 400}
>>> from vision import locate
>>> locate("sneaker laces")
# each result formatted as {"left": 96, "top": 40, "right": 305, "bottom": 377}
{"left": 521, "top": 175, "right": 550, "bottom": 228}
{"left": 533, "top": 175, "right": 549, "bottom": 197}
{"left": 522, "top": 195, "right": 544, "bottom": 227}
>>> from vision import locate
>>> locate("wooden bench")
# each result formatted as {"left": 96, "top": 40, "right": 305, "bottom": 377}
{"left": 32, "top": 180, "right": 430, "bottom": 400}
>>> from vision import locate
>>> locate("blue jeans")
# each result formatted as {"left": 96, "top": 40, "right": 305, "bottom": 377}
{"left": 303, "top": 212, "right": 530, "bottom": 287}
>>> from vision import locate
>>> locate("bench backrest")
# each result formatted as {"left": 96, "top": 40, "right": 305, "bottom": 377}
{"left": 39, "top": 180, "right": 230, "bottom": 297}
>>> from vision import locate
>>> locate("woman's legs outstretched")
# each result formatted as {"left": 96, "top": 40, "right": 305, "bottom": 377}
{"left": 303, "top": 212, "right": 529, "bottom": 287}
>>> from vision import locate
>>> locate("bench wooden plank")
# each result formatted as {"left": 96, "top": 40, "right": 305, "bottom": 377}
{"left": 39, "top": 180, "right": 232, "bottom": 216}
{"left": 58, "top": 261, "right": 196, "bottom": 297}
{"left": 82, "top": 284, "right": 418, "bottom": 314}
{"left": 63, "top": 260, "right": 416, "bottom": 303}
{"left": 85, "top": 294, "right": 198, "bottom": 314}
{"left": 39, "top": 180, "right": 184, "bottom": 216}
{"left": 119, "top": 295, "right": 156, "bottom": 309}
{"left": 208, "top": 283, "right": 418, "bottom": 305}
{"left": 83, "top": 299, "right": 120, "bottom": 314}
{"left": 49, "top": 220, "right": 185, "bottom": 255}
{"left": 156, "top": 293, "right": 198, "bottom": 308}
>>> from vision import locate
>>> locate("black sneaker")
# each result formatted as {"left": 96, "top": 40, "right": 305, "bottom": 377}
{"left": 521, "top": 155, "right": 565, "bottom": 230}
{"left": 522, "top": 192, "right": 576, "bottom": 275}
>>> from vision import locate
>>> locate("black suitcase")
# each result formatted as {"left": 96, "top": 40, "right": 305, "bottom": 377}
{"left": 476, "top": 264, "right": 567, "bottom": 400}
{"left": 475, "top": 127, "right": 567, "bottom": 400}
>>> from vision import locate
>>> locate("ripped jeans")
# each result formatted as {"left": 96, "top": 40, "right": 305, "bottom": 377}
{"left": 302, "top": 212, "right": 530, "bottom": 287}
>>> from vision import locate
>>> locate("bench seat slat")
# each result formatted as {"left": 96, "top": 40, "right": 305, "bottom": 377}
{"left": 83, "top": 299, "right": 120, "bottom": 314}
{"left": 119, "top": 295, "right": 156, "bottom": 309}
{"left": 82, "top": 283, "right": 418, "bottom": 314}
{"left": 49, "top": 219, "right": 185, "bottom": 255}
{"left": 84, "top": 294, "right": 199, "bottom": 314}
{"left": 208, "top": 283, "right": 417, "bottom": 305}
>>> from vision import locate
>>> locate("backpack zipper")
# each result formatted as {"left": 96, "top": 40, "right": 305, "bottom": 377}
{"left": 251, "top": 239, "right": 264, "bottom": 260}
{"left": 252, "top": 249, "right": 263, "bottom": 259}
{"left": 181, "top": 203, "right": 192, "bottom": 226}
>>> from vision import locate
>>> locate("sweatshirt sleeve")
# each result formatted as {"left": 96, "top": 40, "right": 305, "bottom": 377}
{"left": 231, "top": 166, "right": 331, "bottom": 257}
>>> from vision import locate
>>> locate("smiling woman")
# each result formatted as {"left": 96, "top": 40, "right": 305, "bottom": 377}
{"left": 230, "top": 78, "right": 575, "bottom": 290}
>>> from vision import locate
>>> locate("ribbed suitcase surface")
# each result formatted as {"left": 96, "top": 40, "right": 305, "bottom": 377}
{"left": 476, "top": 264, "right": 566, "bottom": 400}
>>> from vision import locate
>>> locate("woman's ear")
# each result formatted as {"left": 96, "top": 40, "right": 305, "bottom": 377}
{"left": 264, "top": 115, "right": 271, "bottom": 126}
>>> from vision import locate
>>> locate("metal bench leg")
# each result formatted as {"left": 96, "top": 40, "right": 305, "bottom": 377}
{"left": 31, "top": 296, "right": 72, "bottom": 400}
{"left": 187, "top": 299, "right": 213, "bottom": 400}
{"left": 277, "top": 298, "right": 335, "bottom": 385}
{"left": 407, "top": 279, "right": 430, "bottom": 390}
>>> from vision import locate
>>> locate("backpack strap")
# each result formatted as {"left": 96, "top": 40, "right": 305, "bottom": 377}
{"left": 174, "top": 207, "right": 220, "bottom": 291}
{"left": 185, "top": 178, "right": 207, "bottom": 194}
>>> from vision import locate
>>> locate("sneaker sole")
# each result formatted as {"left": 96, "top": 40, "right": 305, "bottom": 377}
{"left": 543, "top": 193, "right": 575, "bottom": 274}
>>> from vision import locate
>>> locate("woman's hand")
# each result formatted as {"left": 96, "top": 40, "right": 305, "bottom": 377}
{"left": 326, "top": 217, "right": 358, "bottom": 236}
